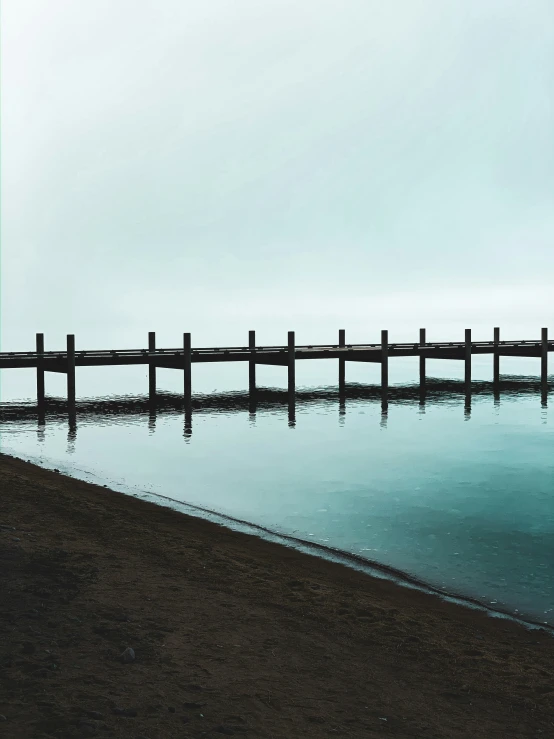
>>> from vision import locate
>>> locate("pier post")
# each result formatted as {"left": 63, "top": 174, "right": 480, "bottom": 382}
{"left": 288, "top": 331, "right": 296, "bottom": 423}
{"left": 381, "top": 330, "right": 388, "bottom": 403}
{"left": 148, "top": 331, "right": 156, "bottom": 402}
{"left": 465, "top": 328, "right": 472, "bottom": 397}
{"left": 338, "top": 329, "right": 345, "bottom": 394}
{"left": 419, "top": 328, "right": 426, "bottom": 394}
{"left": 493, "top": 327, "right": 500, "bottom": 388}
{"left": 249, "top": 330, "right": 256, "bottom": 394}
{"left": 288, "top": 331, "right": 296, "bottom": 397}
{"left": 67, "top": 334, "right": 76, "bottom": 418}
{"left": 184, "top": 332, "right": 192, "bottom": 407}
{"left": 36, "top": 333, "right": 45, "bottom": 414}
{"left": 541, "top": 327, "right": 548, "bottom": 395}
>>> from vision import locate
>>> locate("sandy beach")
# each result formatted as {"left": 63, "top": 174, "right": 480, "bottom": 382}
{"left": 1, "top": 451, "right": 553, "bottom": 739}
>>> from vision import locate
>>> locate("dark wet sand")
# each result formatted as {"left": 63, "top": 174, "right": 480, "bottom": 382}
{"left": 1, "top": 452, "right": 553, "bottom": 738}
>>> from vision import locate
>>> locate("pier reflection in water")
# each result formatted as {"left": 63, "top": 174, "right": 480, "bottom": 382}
{"left": 0, "top": 375, "right": 550, "bottom": 441}
{"left": 1, "top": 375, "right": 553, "bottom": 629}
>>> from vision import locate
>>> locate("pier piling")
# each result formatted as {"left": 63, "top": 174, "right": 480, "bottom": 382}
{"left": 148, "top": 331, "right": 156, "bottom": 402}
{"left": 541, "top": 327, "right": 548, "bottom": 395}
{"left": 249, "top": 330, "right": 256, "bottom": 394}
{"left": 288, "top": 331, "right": 296, "bottom": 397}
{"left": 493, "top": 327, "right": 500, "bottom": 387}
{"left": 288, "top": 331, "right": 296, "bottom": 423}
{"left": 338, "top": 329, "right": 345, "bottom": 394}
{"left": 36, "top": 333, "right": 45, "bottom": 413}
{"left": 419, "top": 328, "right": 426, "bottom": 394}
{"left": 184, "top": 332, "right": 192, "bottom": 407}
{"left": 465, "top": 329, "right": 472, "bottom": 397}
{"left": 67, "top": 334, "right": 76, "bottom": 418}
{"left": 381, "top": 330, "right": 388, "bottom": 404}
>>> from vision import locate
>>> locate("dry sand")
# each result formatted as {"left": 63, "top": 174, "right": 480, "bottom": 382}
{"left": 1, "top": 452, "right": 553, "bottom": 738}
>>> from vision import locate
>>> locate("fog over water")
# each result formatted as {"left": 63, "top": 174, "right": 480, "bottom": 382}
{"left": 2, "top": 0, "right": 554, "bottom": 354}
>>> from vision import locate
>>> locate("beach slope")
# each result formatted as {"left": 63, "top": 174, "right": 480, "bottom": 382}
{"left": 1, "top": 452, "right": 553, "bottom": 738}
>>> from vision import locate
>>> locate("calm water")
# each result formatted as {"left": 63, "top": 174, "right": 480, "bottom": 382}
{"left": 1, "top": 356, "right": 553, "bottom": 627}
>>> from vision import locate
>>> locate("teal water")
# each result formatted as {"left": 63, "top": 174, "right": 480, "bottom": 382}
{"left": 1, "top": 358, "right": 553, "bottom": 627}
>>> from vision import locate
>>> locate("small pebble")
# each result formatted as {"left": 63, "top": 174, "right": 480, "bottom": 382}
{"left": 0, "top": 715, "right": 7, "bottom": 721}
{"left": 120, "top": 647, "right": 135, "bottom": 664}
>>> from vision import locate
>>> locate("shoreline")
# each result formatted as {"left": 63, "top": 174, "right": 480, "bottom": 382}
{"left": 1, "top": 451, "right": 554, "bottom": 738}
{"left": 131, "top": 486, "right": 553, "bottom": 635}
{"left": 6, "top": 444, "right": 552, "bottom": 634}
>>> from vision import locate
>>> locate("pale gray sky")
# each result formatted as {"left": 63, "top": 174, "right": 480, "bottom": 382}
{"left": 2, "top": 0, "right": 554, "bottom": 352}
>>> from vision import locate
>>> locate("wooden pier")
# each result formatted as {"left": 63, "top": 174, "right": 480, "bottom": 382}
{"left": 0, "top": 329, "right": 551, "bottom": 421}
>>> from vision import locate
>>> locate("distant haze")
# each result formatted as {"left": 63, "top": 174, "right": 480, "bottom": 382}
{"left": 2, "top": 0, "right": 554, "bottom": 353}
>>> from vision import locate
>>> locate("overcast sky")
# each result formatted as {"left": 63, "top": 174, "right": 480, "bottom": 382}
{"left": 2, "top": 0, "right": 554, "bottom": 352}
